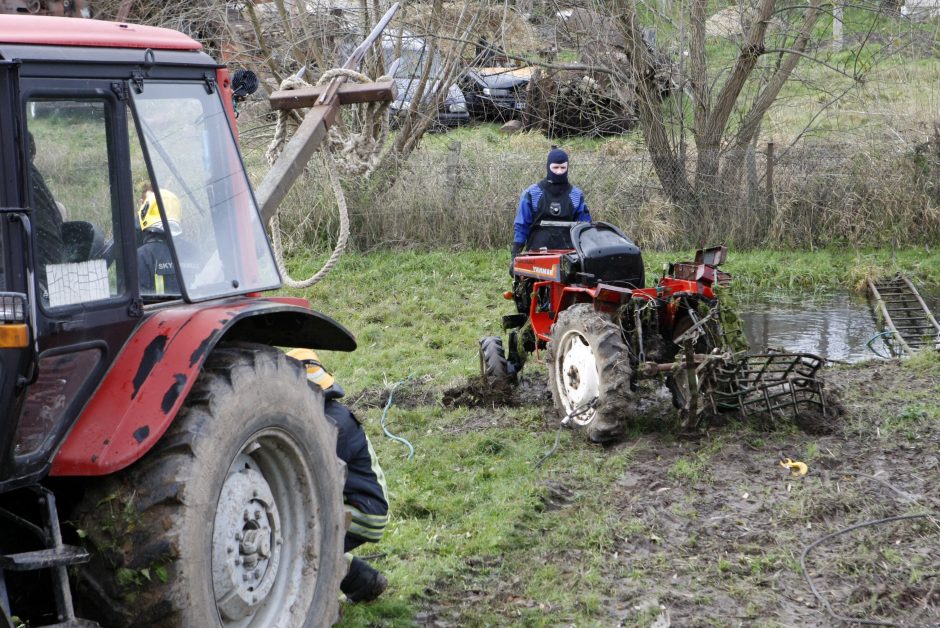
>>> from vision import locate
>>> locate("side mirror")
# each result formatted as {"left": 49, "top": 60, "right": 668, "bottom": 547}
{"left": 231, "top": 69, "right": 260, "bottom": 99}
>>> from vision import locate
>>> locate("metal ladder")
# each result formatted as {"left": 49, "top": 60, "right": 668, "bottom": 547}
{"left": 867, "top": 274, "right": 940, "bottom": 357}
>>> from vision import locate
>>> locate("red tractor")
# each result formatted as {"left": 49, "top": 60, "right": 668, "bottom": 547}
{"left": 0, "top": 11, "right": 398, "bottom": 627}
{"left": 482, "top": 222, "right": 734, "bottom": 442}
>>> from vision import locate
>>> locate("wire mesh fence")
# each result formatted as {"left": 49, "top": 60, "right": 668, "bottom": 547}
{"left": 245, "top": 129, "right": 940, "bottom": 254}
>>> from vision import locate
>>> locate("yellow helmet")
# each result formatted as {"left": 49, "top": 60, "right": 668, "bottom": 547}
{"left": 139, "top": 189, "right": 182, "bottom": 236}
{"left": 286, "top": 348, "right": 344, "bottom": 397}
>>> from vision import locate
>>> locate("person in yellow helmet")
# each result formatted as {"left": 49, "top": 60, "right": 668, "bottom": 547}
{"left": 136, "top": 187, "right": 200, "bottom": 296}
{"left": 286, "top": 348, "right": 390, "bottom": 604}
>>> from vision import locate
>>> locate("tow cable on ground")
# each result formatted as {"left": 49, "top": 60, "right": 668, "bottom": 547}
{"left": 380, "top": 374, "right": 416, "bottom": 460}
{"left": 800, "top": 513, "right": 935, "bottom": 627}
{"left": 534, "top": 399, "right": 597, "bottom": 469}
{"left": 865, "top": 330, "right": 897, "bottom": 359}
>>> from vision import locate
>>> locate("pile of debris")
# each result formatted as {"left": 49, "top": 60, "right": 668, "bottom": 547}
{"left": 522, "top": 67, "right": 636, "bottom": 138}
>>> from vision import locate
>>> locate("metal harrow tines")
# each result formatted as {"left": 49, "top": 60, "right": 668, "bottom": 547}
{"left": 697, "top": 351, "right": 828, "bottom": 421}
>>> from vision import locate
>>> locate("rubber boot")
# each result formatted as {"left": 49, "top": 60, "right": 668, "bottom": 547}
{"left": 340, "top": 557, "right": 388, "bottom": 603}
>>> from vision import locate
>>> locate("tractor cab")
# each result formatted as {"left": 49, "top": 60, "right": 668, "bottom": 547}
{"left": 0, "top": 11, "right": 400, "bottom": 627}
{"left": 0, "top": 16, "right": 281, "bottom": 493}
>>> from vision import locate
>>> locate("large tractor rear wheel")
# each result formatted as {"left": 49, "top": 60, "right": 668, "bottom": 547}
{"left": 74, "top": 342, "right": 347, "bottom": 627}
{"left": 547, "top": 304, "right": 632, "bottom": 443}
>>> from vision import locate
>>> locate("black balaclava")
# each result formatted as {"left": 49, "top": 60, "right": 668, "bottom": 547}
{"left": 545, "top": 147, "right": 569, "bottom": 185}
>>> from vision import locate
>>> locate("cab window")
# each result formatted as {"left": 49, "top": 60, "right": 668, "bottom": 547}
{"left": 26, "top": 99, "right": 123, "bottom": 308}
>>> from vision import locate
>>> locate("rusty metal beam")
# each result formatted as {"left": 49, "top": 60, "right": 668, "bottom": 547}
{"left": 255, "top": 2, "right": 400, "bottom": 228}
{"left": 269, "top": 81, "right": 396, "bottom": 110}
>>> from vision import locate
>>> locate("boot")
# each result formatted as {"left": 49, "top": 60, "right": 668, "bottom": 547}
{"left": 340, "top": 557, "right": 388, "bottom": 603}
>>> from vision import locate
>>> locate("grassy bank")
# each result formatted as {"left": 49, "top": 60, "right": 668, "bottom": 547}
{"left": 287, "top": 247, "right": 940, "bottom": 392}
{"left": 280, "top": 248, "right": 940, "bottom": 627}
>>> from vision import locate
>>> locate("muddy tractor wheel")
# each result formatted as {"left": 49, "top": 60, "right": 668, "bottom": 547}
{"left": 547, "top": 304, "right": 632, "bottom": 443}
{"left": 479, "top": 336, "right": 516, "bottom": 388}
{"left": 666, "top": 312, "right": 722, "bottom": 412}
{"left": 74, "top": 342, "right": 347, "bottom": 628}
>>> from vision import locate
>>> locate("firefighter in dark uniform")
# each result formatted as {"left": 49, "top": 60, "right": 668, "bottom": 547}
{"left": 286, "top": 349, "right": 390, "bottom": 604}
{"left": 510, "top": 147, "right": 592, "bottom": 274}
{"left": 136, "top": 188, "right": 199, "bottom": 296}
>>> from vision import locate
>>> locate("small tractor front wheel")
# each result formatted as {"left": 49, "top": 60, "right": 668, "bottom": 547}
{"left": 479, "top": 336, "right": 516, "bottom": 388}
{"left": 547, "top": 304, "right": 632, "bottom": 443}
{"left": 74, "top": 342, "right": 347, "bottom": 627}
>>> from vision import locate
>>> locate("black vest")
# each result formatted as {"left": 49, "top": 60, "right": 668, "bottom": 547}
{"left": 527, "top": 179, "right": 575, "bottom": 250}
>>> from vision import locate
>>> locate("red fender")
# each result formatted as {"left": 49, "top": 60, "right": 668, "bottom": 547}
{"left": 49, "top": 296, "right": 355, "bottom": 477}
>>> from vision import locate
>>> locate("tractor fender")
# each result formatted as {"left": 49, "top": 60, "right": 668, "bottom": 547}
{"left": 49, "top": 296, "right": 356, "bottom": 477}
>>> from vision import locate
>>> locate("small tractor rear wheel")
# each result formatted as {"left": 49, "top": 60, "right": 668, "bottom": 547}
{"left": 547, "top": 304, "right": 632, "bottom": 443}
{"left": 479, "top": 336, "right": 516, "bottom": 388}
{"left": 666, "top": 309, "right": 722, "bottom": 412}
{"left": 74, "top": 342, "right": 347, "bottom": 627}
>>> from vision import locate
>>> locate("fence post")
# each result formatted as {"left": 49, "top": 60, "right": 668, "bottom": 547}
{"left": 832, "top": 2, "right": 844, "bottom": 52}
{"left": 766, "top": 141, "right": 775, "bottom": 215}
{"left": 446, "top": 140, "right": 462, "bottom": 205}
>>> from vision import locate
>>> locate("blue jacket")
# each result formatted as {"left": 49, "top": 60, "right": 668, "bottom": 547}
{"left": 513, "top": 180, "right": 591, "bottom": 245}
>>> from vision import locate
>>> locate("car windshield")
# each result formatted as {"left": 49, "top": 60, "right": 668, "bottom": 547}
{"left": 391, "top": 48, "right": 442, "bottom": 79}
{"left": 131, "top": 81, "right": 279, "bottom": 301}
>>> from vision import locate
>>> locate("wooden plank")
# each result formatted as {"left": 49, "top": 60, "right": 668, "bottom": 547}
{"left": 269, "top": 81, "right": 396, "bottom": 110}
{"left": 256, "top": 106, "right": 331, "bottom": 227}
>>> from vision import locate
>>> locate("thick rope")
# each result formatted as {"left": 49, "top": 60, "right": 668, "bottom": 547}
{"left": 269, "top": 153, "right": 349, "bottom": 289}
{"left": 265, "top": 67, "right": 390, "bottom": 288}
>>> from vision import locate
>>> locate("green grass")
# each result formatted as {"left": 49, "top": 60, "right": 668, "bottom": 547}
{"left": 338, "top": 416, "right": 632, "bottom": 626}
{"left": 281, "top": 247, "right": 940, "bottom": 624}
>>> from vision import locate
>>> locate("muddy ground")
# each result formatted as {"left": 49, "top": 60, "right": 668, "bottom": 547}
{"left": 388, "top": 359, "right": 940, "bottom": 627}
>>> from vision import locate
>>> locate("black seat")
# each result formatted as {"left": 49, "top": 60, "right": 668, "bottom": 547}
{"left": 569, "top": 221, "right": 644, "bottom": 287}
{"left": 527, "top": 220, "right": 578, "bottom": 250}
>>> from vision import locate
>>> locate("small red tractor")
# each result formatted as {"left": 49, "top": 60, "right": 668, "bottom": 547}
{"left": 0, "top": 8, "right": 398, "bottom": 628}
{"left": 482, "top": 221, "right": 738, "bottom": 442}
{"left": 484, "top": 222, "right": 832, "bottom": 442}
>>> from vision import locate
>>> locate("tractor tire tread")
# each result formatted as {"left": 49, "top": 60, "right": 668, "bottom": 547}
{"left": 547, "top": 304, "right": 632, "bottom": 442}
{"left": 480, "top": 336, "right": 516, "bottom": 388}
{"left": 73, "top": 342, "right": 346, "bottom": 628}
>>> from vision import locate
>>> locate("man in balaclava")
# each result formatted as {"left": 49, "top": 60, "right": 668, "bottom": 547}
{"left": 510, "top": 147, "right": 591, "bottom": 275}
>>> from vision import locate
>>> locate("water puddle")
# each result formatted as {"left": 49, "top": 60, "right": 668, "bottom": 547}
{"left": 738, "top": 291, "right": 940, "bottom": 363}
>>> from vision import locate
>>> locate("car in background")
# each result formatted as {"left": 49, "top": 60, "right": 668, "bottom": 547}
{"left": 382, "top": 32, "right": 469, "bottom": 128}
{"left": 460, "top": 65, "right": 533, "bottom": 122}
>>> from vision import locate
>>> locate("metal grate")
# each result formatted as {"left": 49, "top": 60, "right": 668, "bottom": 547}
{"left": 678, "top": 350, "right": 829, "bottom": 428}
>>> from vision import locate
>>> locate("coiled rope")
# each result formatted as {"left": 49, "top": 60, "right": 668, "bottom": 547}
{"left": 266, "top": 68, "right": 390, "bottom": 288}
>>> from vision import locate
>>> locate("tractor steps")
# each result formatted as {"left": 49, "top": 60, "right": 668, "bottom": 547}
{"left": 867, "top": 274, "right": 940, "bottom": 357}
{"left": 0, "top": 546, "right": 89, "bottom": 571}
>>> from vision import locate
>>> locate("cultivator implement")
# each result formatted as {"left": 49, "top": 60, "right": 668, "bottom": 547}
{"left": 694, "top": 351, "right": 828, "bottom": 423}
{"left": 867, "top": 274, "right": 940, "bottom": 357}
{"left": 675, "top": 350, "right": 829, "bottom": 428}
{"left": 671, "top": 307, "right": 830, "bottom": 428}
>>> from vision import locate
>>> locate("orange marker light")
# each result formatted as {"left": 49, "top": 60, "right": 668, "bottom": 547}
{"left": 0, "top": 324, "right": 29, "bottom": 348}
{"left": 503, "top": 291, "right": 513, "bottom": 300}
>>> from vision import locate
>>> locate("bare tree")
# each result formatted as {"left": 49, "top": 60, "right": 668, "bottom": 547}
{"left": 551, "top": 0, "right": 894, "bottom": 241}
